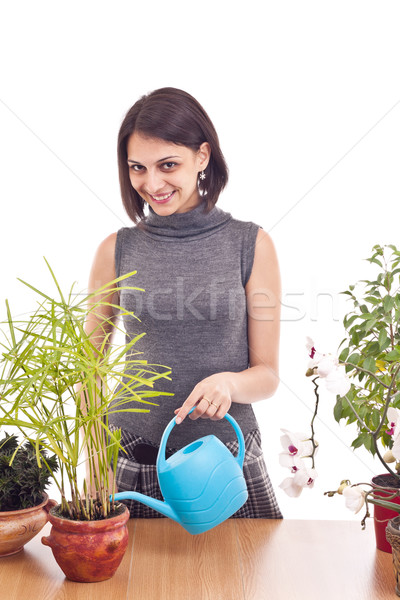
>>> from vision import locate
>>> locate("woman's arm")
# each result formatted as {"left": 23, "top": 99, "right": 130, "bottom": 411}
{"left": 175, "top": 228, "right": 281, "bottom": 423}
{"left": 85, "top": 232, "right": 119, "bottom": 346}
{"left": 230, "top": 227, "right": 281, "bottom": 401}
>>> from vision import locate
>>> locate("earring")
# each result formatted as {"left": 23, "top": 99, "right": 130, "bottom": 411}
{"left": 199, "top": 170, "right": 206, "bottom": 181}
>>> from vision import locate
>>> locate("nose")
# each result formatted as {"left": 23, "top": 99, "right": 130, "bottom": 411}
{"left": 144, "top": 169, "right": 166, "bottom": 195}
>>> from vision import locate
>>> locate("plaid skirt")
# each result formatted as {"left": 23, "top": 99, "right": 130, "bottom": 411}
{"left": 111, "top": 426, "right": 283, "bottom": 519}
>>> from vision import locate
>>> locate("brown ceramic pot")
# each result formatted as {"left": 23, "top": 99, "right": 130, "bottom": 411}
{"left": 0, "top": 493, "right": 55, "bottom": 557}
{"left": 41, "top": 503, "right": 129, "bottom": 582}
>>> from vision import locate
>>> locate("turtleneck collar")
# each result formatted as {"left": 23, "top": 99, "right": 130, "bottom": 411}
{"left": 137, "top": 200, "right": 232, "bottom": 240}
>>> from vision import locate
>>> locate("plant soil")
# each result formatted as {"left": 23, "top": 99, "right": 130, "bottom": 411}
{"left": 51, "top": 501, "right": 127, "bottom": 521}
{"left": 373, "top": 474, "right": 400, "bottom": 489}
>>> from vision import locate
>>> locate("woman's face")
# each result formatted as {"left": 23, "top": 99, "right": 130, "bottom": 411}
{"left": 126, "top": 132, "right": 210, "bottom": 215}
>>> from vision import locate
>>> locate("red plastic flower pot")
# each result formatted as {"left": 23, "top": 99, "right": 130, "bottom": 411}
{"left": 372, "top": 474, "right": 400, "bottom": 553}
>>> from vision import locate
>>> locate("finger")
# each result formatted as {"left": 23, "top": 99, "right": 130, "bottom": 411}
{"left": 211, "top": 400, "right": 230, "bottom": 420}
{"left": 200, "top": 399, "right": 219, "bottom": 419}
{"left": 175, "top": 397, "right": 202, "bottom": 424}
{"left": 176, "top": 394, "right": 212, "bottom": 424}
{"left": 190, "top": 397, "right": 212, "bottom": 420}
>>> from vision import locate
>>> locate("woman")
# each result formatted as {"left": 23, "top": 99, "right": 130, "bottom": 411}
{"left": 87, "top": 87, "right": 282, "bottom": 519}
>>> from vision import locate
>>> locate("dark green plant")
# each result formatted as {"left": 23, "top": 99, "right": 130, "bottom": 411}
{"left": 0, "top": 432, "right": 58, "bottom": 511}
{"left": 333, "top": 244, "right": 400, "bottom": 458}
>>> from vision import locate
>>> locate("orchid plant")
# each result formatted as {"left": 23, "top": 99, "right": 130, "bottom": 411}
{"left": 280, "top": 244, "right": 400, "bottom": 527}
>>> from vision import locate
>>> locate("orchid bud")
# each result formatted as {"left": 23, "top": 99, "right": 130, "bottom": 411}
{"left": 337, "top": 480, "right": 351, "bottom": 495}
{"left": 383, "top": 450, "right": 396, "bottom": 463}
{"left": 306, "top": 367, "right": 317, "bottom": 377}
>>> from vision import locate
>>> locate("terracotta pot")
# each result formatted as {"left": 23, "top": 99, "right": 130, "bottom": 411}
{"left": 386, "top": 516, "right": 400, "bottom": 596}
{"left": 41, "top": 503, "right": 129, "bottom": 582}
{"left": 0, "top": 493, "right": 55, "bottom": 557}
{"left": 372, "top": 474, "right": 400, "bottom": 553}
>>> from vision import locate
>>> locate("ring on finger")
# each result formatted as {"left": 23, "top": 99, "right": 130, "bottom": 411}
{"left": 202, "top": 396, "right": 212, "bottom": 405}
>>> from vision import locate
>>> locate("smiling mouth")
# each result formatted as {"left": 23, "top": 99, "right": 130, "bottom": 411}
{"left": 149, "top": 191, "right": 176, "bottom": 203}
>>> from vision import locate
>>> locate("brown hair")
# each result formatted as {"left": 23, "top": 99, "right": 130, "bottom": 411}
{"left": 117, "top": 87, "right": 229, "bottom": 223}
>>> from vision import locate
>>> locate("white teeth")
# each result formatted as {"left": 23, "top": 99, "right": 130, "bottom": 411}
{"left": 151, "top": 192, "right": 173, "bottom": 201}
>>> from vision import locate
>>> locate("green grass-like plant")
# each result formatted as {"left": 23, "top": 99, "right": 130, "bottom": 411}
{"left": 0, "top": 260, "right": 172, "bottom": 520}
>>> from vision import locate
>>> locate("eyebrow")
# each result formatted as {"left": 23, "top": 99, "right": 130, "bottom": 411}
{"left": 127, "top": 155, "right": 181, "bottom": 164}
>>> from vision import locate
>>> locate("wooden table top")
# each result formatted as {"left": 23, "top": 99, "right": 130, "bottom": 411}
{"left": 0, "top": 518, "right": 397, "bottom": 599}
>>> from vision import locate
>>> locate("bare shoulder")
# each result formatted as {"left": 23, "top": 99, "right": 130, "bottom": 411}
{"left": 89, "top": 232, "right": 118, "bottom": 289}
{"left": 254, "top": 228, "right": 277, "bottom": 259}
{"left": 246, "top": 228, "right": 280, "bottom": 289}
{"left": 95, "top": 232, "right": 118, "bottom": 259}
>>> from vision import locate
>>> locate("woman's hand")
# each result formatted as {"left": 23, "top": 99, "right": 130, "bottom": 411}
{"left": 174, "top": 372, "right": 235, "bottom": 424}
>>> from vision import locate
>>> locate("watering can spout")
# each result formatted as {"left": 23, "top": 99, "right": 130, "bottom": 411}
{"left": 112, "top": 492, "right": 180, "bottom": 524}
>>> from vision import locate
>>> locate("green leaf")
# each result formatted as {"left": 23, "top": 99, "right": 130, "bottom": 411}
{"left": 385, "top": 348, "right": 400, "bottom": 362}
{"left": 347, "top": 353, "right": 361, "bottom": 366}
{"left": 352, "top": 432, "right": 374, "bottom": 453}
{"left": 378, "top": 329, "right": 388, "bottom": 348}
{"left": 343, "top": 314, "right": 359, "bottom": 329}
{"left": 364, "top": 296, "right": 381, "bottom": 305}
{"left": 364, "top": 435, "right": 373, "bottom": 452}
{"left": 367, "top": 257, "right": 383, "bottom": 267}
{"left": 366, "top": 341, "right": 380, "bottom": 356}
{"left": 384, "top": 295, "right": 395, "bottom": 312}
{"left": 371, "top": 411, "right": 381, "bottom": 429}
{"left": 364, "top": 319, "right": 378, "bottom": 332}
{"left": 363, "top": 356, "right": 376, "bottom": 373}
{"left": 333, "top": 398, "right": 343, "bottom": 422}
{"left": 352, "top": 433, "right": 366, "bottom": 449}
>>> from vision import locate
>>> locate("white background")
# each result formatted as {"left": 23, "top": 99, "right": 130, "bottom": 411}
{"left": 1, "top": 1, "right": 400, "bottom": 521}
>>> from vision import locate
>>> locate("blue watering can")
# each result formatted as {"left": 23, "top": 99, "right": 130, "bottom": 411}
{"left": 113, "top": 409, "right": 248, "bottom": 535}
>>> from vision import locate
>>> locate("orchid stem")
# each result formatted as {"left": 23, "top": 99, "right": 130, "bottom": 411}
{"left": 310, "top": 377, "right": 320, "bottom": 469}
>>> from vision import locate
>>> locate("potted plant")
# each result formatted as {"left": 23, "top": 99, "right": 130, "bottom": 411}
{"left": 278, "top": 244, "right": 400, "bottom": 594}
{"left": 0, "top": 261, "right": 171, "bottom": 581}
{"left": 0, "top": 432, "right": 58, "bottom": 556}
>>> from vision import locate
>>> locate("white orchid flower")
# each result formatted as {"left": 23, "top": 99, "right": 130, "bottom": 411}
{"left": 279, "top": 477, "right": 304, "bottom": 498}
{"left": 293, "top": 465, "right": 317, "bottom": 489}
{"left": 305, "top": 336, "right": 316, "bottom": 355}
{"left": 305, "top": 337, "right": 351, "bottom": 397}
{"left": 305, "top": 337, "right": 320, "bottom": 360}
{"left": 316, "top": 355, "right": 338, "bottom": 377}
{"left": 324, "top": 365, "right": 351, "bottom": 397}
{"left": 279, "top": 452, "right": 304, "bottom": 472}
{"left": 279, "top": 464, "right": 317, "bottom": 497}
{"left": 280, "top": 429, "right": 313, "bottom": 458}
{"left": 343, "top": 485, "right": 366, "bottom": 514}
{"left": 387, "top": 407, "right": 400, "bottom": 437}
{"left": 305, "top": 337, "right": 324, "bottom": 370}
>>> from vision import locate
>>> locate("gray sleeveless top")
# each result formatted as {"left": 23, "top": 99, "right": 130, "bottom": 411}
{"left": 110, "top": 200, "right": 261, "bottom": 448}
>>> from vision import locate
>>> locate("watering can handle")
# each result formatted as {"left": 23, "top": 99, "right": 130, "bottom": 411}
{"left": 157, "top": 408, "right": 246, "bottom": 471}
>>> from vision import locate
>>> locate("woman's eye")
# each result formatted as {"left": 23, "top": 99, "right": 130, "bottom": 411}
{"left": 129, "top": 164, "right": 144, "bottom": 172}
{"left": 162, "top": 162, "right": 177, "bottom": 170}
